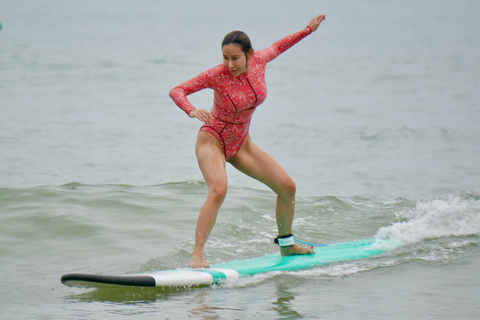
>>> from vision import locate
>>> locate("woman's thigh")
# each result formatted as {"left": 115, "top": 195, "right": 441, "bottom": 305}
{"left": 196, "top": 131, "right": 228, "bottom": 193}
{"left": 229, "top": 135, "right": 295, "bottom": 197}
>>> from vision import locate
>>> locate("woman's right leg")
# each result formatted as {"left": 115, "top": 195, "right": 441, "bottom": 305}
{"left": 190, "top": 131, "right": 228, "bottom": 268}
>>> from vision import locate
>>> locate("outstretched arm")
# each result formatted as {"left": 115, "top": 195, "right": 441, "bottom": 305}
{"left": 262, "top": 14, "right": 326, "bottom": 62}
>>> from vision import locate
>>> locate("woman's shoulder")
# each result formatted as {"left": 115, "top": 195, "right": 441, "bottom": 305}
{"left": 212, "top": 63, "right": 228, "bottom": 73}
{"left": 251, "top": 49, "right": 270, "bottom": 65}
{"left": 199, "top": 63, "right": 227, "bottom": 78}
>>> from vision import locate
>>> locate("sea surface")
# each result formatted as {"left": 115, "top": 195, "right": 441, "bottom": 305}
{"left": 1, "top": 0, "right": 479, "bottom": 319}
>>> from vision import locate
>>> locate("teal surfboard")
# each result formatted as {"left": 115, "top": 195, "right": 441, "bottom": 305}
{"left": 61, "top": 238, "right": 392, "bottom": 288}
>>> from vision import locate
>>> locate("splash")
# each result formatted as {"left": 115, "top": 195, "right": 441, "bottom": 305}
{"left": 376, "top": 192, "right": 480, "bottom": 245}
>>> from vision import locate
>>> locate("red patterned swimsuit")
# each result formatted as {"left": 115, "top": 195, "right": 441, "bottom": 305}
{"left": 169, "top": 26, "right": 312, "bottom": 161}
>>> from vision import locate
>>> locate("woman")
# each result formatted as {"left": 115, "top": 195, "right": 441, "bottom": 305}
{"left": 170, "top": 14, "right": 326, "bottom": 268}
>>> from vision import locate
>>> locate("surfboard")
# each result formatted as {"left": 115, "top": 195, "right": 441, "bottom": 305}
{"left": 61, "top": 238, "right": 392, "bottom": 289}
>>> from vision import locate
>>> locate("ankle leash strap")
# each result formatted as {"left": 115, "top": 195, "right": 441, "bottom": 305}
{"left": 274, "top": 234, "right": 294, "bottom": 247}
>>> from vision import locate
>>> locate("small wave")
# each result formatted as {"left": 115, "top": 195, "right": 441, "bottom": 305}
{"left": 376, "top": 191, "right": 480, "bottom": 245}
{"left": 2, "top": 183, "right": 478, "bottom": 283}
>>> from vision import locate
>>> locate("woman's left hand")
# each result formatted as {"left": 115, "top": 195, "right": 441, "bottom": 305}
{"left": 308, "top": 14, "right": 326, "bottom": 32}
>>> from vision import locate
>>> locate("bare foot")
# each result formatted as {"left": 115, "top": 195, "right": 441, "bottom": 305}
{"left": 280, "top": 244, "right": 315, "bottom": 256}
{"left": 189, "top": 254, "right": 210, "bottom": 269}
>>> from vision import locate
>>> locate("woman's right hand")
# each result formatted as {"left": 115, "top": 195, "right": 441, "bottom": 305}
{"left": 189, "top": 109, "right": 213, "bottom": 124}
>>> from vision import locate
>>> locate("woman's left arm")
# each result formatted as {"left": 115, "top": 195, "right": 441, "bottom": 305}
{"left": 262, "top": 14, "right": 326, "bottom": 62}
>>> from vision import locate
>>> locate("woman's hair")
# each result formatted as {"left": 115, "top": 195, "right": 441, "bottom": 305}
{"left": 221, "top": 30, "right": 253, "bottom": 56}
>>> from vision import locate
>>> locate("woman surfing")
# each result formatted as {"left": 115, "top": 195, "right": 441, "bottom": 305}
{"left": 170, "top": 14, "right": 326, "bottom": 268}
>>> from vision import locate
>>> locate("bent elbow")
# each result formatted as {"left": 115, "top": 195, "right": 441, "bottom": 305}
{"left": 169, "top": 87, "right": 179, "bottom": 100}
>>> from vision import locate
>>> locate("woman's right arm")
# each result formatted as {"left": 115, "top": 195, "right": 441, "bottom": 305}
{"left": 169, "top": 67, "right": 219, "bottom": 123}
{"left": 169, "top": 77, "right": 204, "bottom": 117}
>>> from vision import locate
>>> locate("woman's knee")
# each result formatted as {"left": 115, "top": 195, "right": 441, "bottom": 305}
{"left": 208, "top": 183, "right": 228, "bottom": 203}
{"left": 277, "top": 177, "right": 296, "bottom": 201}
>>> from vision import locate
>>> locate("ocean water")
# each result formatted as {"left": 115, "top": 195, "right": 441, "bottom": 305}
{"left": 1, "top": 0, "right": 479, "bottom": 319}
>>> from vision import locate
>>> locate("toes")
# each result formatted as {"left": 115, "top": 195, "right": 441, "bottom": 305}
{"left": 280, "top": 244, "right": 315, "bottom": 256}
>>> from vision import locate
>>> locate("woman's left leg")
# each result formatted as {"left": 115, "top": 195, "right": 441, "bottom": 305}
{"left": 229, "top": 135, "right": 313, "bottom": 256}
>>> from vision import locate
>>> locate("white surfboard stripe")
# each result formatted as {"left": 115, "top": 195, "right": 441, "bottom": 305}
{"left": 208, "top": 268, "right": 239, "bottom": 281}
{"left": 148, "top": 268, "right": 239, "bottom": 287}
{"left": 151, "top": 271, "right": 213, "bottom": 287}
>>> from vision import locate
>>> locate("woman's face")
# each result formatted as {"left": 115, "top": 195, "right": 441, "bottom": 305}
{"left": 222, "top": 44, "right": 251, "bottom": 77}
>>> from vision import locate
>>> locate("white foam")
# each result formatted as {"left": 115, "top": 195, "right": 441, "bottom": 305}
{"left": 376, "top": 192, "right": 480, "bottom": 245}
{"left": 292, "top": 263, "right": 373, "bottom": 277}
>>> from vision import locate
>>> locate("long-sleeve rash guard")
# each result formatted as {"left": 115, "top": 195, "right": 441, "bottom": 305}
{"left": 169, "top": 26, "right": 312, "bottom": 160}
